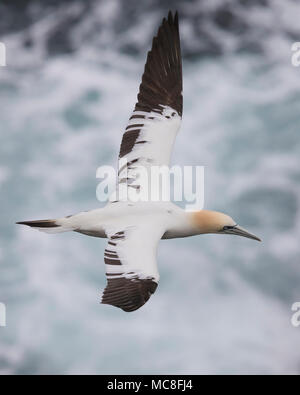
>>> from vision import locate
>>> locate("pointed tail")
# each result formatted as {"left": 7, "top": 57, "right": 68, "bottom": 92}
{"left": 16, "top": 218, "right": 73, "bottom": 234}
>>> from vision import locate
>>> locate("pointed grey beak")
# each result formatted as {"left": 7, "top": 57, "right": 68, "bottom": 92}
{"left": 222, "top": 225, "right": 261, "bottom": 242}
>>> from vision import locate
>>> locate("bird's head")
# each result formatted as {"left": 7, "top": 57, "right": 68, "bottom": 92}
{"left": 191, "top": 210, "right": 261, "bottom": 242}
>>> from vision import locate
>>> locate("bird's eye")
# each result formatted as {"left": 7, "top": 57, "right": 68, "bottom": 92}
{"left": 223, "top": 225, "right": 236, "bottom": 231}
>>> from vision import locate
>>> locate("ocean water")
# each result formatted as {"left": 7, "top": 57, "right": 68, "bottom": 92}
{"left": 0, "top": 0, "right": 300, "bottom": 374}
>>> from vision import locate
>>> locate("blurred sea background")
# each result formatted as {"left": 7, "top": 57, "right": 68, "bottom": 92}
{"left": 0, "top": 0, "right": 300, "bottom": 374}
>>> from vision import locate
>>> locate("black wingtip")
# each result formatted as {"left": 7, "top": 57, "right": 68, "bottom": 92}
{"left": 133, "top": 8, "right": 183, "bottom": 117}
{"left": 167, "top": 10, "right": 179, "bottom": 23}
{"left": 101, "top": 277, "right": 158, "bottom": 312}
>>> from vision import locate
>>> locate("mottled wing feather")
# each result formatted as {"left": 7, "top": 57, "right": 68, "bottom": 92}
{"left": 115, "top": 12, "right": 183, "bottom": 201}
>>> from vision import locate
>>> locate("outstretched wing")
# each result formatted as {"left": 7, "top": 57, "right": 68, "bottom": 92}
{"left": 101, "top": 224, "right": 164, "bottom": 312}
{"left": 116, "top": 11, "right": 182, "bottom": 200}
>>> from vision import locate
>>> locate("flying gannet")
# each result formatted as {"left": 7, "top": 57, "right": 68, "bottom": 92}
{"left": 17, "top": 11, "right": 261, "bottom": 312}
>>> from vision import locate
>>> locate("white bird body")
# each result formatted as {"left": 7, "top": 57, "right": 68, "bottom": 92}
{"left": 17, "top": 12, "right": 260, "bottom": 312}
{"left": 54, "top": 201, "right": 194, "bottom": 240}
